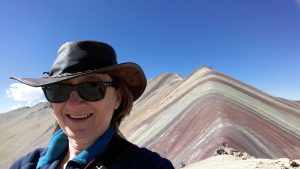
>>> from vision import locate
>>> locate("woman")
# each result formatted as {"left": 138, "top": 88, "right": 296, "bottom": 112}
{"left": 10, "top": 40, "right": 174, "bottom": 169}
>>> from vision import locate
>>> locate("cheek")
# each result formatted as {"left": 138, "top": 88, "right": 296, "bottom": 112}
{"left": 52, "top": 104, "right": 64, "bottom": 120}
{"left": 91, "top": 95, "right": 117, "bottom": 122}
{"left": 92, "top": 101, "right": 115, "bottom": 117}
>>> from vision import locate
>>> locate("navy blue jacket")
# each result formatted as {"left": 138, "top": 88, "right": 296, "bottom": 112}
{"left": 10, "top": 133, "right": 174, "bottom": 169}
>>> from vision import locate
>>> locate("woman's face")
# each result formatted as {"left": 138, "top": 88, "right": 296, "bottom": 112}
{"left": 52, "top": 74, "right": 121, "bottom": 141}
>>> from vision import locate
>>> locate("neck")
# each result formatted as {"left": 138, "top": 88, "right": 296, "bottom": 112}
{"left": 57, "top": 127, "right": 113, "bottom": 169}
{"left": 68, "top": 137, "right": 95, "bottom": 158}
{"left": 58, "top": 138, "right": 95, "bottom": 169}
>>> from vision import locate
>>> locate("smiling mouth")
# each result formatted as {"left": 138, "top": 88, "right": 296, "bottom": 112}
{"left": 67, "top": 113, "right": 93, "bottom": 120}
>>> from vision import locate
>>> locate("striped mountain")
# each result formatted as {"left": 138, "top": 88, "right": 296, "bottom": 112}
{"left": 0, "top": 66, "right": 299, "bottom": 168}
{"left": 120, "top": 66, "right": 300, "bottom": 167}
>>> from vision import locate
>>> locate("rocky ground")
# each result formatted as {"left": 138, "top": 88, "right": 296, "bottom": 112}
{"left": 183, "top": 146, "right": 300, "bottom": 169}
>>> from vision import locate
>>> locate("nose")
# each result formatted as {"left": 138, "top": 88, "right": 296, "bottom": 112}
{"left": 66, "top": 90, "right": 85, "bottom": 105}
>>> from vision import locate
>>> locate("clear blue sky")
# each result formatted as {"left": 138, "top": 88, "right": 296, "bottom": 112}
{"left": 1, "top": 0, "right": 300, "bottom": 113}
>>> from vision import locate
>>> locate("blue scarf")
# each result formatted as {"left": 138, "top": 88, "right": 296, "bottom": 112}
{"left": 37, "top": 127, "right": 114, "bottom": 169}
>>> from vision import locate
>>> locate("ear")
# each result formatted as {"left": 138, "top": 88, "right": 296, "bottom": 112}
{"left": 114, "top": 90, "right": 122, "bottom": 110}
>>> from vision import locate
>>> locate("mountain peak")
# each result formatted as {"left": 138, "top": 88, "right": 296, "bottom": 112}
{"left": 1, "top": 66, "right": 299, "bottom": 169}
{"left": 187, "top": 65, "right": 214, "bottom": 78}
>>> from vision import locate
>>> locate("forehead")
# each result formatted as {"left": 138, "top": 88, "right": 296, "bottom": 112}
{"left": 62, "top": 73, "right": 112, "bottom": 84}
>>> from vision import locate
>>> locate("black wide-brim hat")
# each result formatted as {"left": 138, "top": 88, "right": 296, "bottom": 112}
{"left": 10, "top": 40, "right": 147, "bottom": 101}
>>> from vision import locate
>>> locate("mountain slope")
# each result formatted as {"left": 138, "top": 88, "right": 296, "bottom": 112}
{"left": 0, "top": 103, "right": 54, "bottom": 168}
{"left": 1, "top": 66, "right": 299, "bottom": 168}
{"left": 120, "top": 66, "right": 300, "bottom": 167}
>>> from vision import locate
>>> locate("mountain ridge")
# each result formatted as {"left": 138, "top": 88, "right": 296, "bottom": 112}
{"left": 1, "top": 66, "right": 299, "bottom": 168}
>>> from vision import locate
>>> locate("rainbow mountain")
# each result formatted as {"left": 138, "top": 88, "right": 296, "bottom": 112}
{"left": 0, "top": 66, "right": 299, "bottom": 168}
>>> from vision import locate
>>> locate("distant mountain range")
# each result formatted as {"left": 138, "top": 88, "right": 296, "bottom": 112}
{"left": 1, "top": 66, "right": 299, "bottom": 168}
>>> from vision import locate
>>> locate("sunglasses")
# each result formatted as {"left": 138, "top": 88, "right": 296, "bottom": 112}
{"left": 42, "top": 81, "right": 115, "bottom": 103}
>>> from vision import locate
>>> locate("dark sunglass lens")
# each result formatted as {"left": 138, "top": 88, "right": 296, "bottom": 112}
{"left": 78, "top": 82, "right": 107, "bottom": 101}
{"left": 43, "top": 85, "right": 71, "bottom": 103}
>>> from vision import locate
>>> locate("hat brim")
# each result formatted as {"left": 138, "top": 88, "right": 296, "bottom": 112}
{"left": 10, "top": 62, "right": 146, "bottom": 101}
